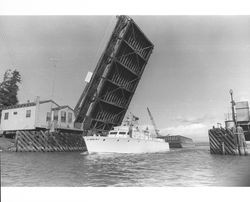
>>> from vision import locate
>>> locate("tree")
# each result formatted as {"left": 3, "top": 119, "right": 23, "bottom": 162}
{"left": 0, "top": 69, "right": 21, "bottom": 107}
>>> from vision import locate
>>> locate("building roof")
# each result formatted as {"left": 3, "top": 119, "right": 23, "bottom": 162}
{"left": 0, "top": 99, "right": 59, "bottom": 110}
{"left": 52, "top": 105, "right": 74, "bottom": 112}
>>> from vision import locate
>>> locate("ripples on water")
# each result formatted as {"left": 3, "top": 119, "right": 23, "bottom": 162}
{"left": 1, "top": 146, "right": 250, "bottom": 186}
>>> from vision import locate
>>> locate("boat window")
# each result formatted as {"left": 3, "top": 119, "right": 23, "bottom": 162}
{"left": 119, "top": 132, "right": 126, "bottom": 135}
{"left": 109, "top": 132, "right": 117, "bottom": 135}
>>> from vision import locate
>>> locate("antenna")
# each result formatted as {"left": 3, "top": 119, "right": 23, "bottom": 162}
{"left": 49, "top": 57, "right": 58, "bottom": 131}
{"left": 49, "top": 57, "right": 58, "bottom": 100}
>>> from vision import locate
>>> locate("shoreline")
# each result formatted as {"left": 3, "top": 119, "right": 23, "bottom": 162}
{"left": 0, "top": 137, "right": 15, "bottom": 151}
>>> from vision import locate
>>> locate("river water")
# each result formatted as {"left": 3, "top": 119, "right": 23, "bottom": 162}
{"left": 1, "top": 145, "right": 250, "bottom": 186}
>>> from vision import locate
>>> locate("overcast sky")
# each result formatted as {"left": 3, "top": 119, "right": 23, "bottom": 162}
{"left": 1, "top": 16, "right": 250, "bottom": 141}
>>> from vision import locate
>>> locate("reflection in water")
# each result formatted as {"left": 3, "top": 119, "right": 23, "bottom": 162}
{"left": 1, "top": 146, "right": 250, "bottom": 186}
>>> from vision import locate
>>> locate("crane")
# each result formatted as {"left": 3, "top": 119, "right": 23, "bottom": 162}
{"left": 147, "top": 107, "right": 160, "bottom": 137}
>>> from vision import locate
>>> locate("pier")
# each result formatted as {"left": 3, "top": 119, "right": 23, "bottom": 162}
{"left": 1, "top": 130, "right": 86, "bottom": 152}
{"left": 208, "top": 127, "right": 248, "bottom": 155}
{"left": 15, "top": 130, "right": 86, "bottom": 152}
{"left": 208, "top": 89, "right": 249, "bottom": 156}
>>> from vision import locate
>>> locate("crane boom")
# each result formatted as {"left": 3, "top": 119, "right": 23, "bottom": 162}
{"left": 147, "top": 107, "right": 160, "bottom": 137}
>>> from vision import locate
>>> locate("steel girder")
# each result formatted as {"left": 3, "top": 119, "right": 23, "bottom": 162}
{"left": 74, "top": 16, "right": 154, "bottom": 134}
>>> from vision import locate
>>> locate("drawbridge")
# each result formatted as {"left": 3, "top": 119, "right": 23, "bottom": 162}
{"left": 74, "top": 16, "right": 154, "bottom": 134}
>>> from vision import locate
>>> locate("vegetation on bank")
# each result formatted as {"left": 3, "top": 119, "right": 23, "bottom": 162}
{"left": 0, "top": 69, "right": 21, "bottom": 108}
{"left": 0, "top": 136, "right": 15, "bottom": 151}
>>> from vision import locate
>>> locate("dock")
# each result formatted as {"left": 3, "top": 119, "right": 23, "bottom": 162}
{"left": 1, "top": 130, "right": 87, "bottom": 152}
{"left": 159, "top": 135, "right": 195, "bottom": 148}
{"left": 208, "top": 126, "right": 248, "bottom": 155}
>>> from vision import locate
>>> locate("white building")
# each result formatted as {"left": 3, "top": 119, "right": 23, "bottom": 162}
{"left": 0, "top": 98, "right": 77, "bottom": 133}
{"left": 51, "top": 105, "right": 75, "bottom": 129}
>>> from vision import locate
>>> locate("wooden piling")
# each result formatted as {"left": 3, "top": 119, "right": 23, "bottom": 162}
{"left": 221, "top": 142, "right": 225, "bottom": 155}
{"left": 235, "top": 127, "right": 248, "bottom": 155}
{"left": 208, "top": 127, "right": 248, "bottom": 155}
{"left": 14, "top": 130, "right": 87, "bottom": 152}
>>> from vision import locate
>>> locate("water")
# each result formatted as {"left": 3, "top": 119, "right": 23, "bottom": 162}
{"left": 1, "top": 146, "right": 250, "bottom": 186}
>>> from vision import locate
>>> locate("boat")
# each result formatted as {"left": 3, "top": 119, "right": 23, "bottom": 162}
{"left": 83, "top": 115, "right": 170, "bottom": 154}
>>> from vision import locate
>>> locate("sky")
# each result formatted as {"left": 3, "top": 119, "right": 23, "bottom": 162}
{"left": 1, "top": 15, "right": 250, "bottom": 141}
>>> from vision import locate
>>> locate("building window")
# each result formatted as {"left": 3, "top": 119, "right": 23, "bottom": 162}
{"left": 13, "top": 111, "right": 18, "bottom": 115}
{"left": 26, "top": 110, "right": 31, "bottom": 118}
{"left": 4, "top": 112, "right": 9, "bottom": 120}
{"left": 46, "top": 112, "right": 51, "bottom": 122}
{"left": 61, "top": 111, "right": 66, "bottom": 123}
{"left": 54, "top": 110, "right": 58, "bottom": 121}
{"left": 68, "top": 112, "right": 72, "bottom": 123}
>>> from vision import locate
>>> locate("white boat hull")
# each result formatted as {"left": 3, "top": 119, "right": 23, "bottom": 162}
{"left": 83, "top": 136, "right": 170, "bottom": 153}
